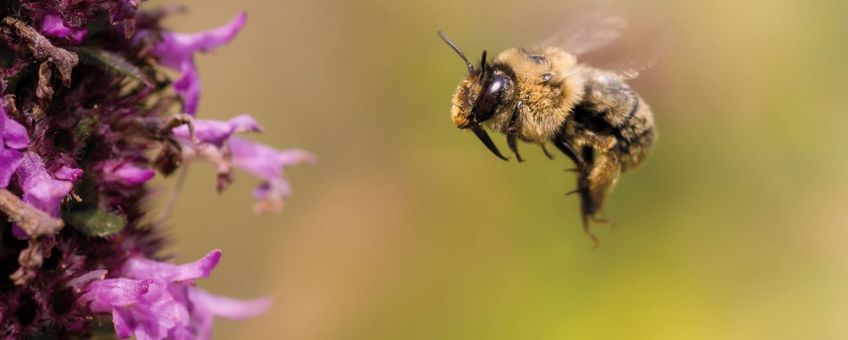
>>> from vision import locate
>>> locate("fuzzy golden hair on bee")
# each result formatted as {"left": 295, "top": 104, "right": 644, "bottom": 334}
{"left": 439, "top": 21, "right": 658, "bottom": 247}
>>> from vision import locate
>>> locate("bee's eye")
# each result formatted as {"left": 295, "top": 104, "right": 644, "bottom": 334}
{"left": 473, "top": 75, "right": 509, "bottom": 122}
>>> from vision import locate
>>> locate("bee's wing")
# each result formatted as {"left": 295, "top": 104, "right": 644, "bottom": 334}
{"left": 546, "top": 14, "right": 661, "bottom": 80}
{"left": 559, "top": 15, "right": 630, "bottom": 56}
{"left": 603, "top": 53, "right": 658, "bottom": 80}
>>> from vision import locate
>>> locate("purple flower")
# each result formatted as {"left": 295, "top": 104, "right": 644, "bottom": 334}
{"left": 7, "top": 153, "right": 78, "bottom": 238}
{"left": 172, "top": 114, "right": 262, "bottom": 147}
{"left": 3, "top": 105, "right": 80, "bottom": 219}
{"left": 231, "top": 137, "right": 316, "bottom": 213}
{"left": 40, "top": 14, "right": 88, "bottom": 42}
{"left": 15, "top": 152, "right": 76, "bottom": 218}
{"left": 80, "top": 250, "right": 271, "bottom": 340}
{"left": 97, "top": 160, "right": 156, "bottom": 187}
{"left": 0, "top": 4, "right": 310, "bottom": 337}
{"left": 174, "top": 115, "right": 316, "bottom": 212}
{"left": 1, "top": 105, "right": 28, "bottom": 187}
{"left": 0, "top": 150, "right": 23, "bottom": 188}
{"left": 1, "top": 106, "right": 29, "bottom": 149}
{"left": 152, "top": 12, "right": 248, "bottom": 114}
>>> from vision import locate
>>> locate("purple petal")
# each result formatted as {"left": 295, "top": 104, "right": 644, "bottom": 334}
{"left": 154, "top": 12, "right": 248, "bottom": 66}
{"left": 188, "top": 288, "right": 271, "bottom": 339}
{"left": 140, "top": 280, "right": 190, "bottom": 339}
{"left": 2, "top": 106, "right": 29, "bottom": 149}
{"left": 40, "top": 14, "right": 88, "bottom": 42}
{"left": 84, "top": 278, "right": 185, "bottom": 340}
{"left": 67, "top": 270, "right": 108, "bottom": 292}
{"left": 230, "top": 137, "right": 316, "bottom": 213}
{"left": 15, "top": 152, "right": 74, "bottom": 217}
{"left": 81, "top": 278, "right": 152, "bottom": 312}
{"left": 70, "top": 30, "right": 88, "bottom": 42}
{"left": 173, "top": 114, "right": 262, "bottom": 147}
{"left": 174, "top": 62, "right": 202, "bottom": 115}
{"left": 230, "top": 138, "right": 316, "bottom": 178}
{"left": 54, "top": 165, "right": 83, "bottom": 182}
{"left": 112, "top": 308, "right": 135, "bottom": 339}
{"left": 152, "top": 12, "right": 247, "bottom": 114}
{"left": 0, "top": 149, "right": 23, "bottom": 188}
{"left": 123, "top": 250, "right": 222, "bottom": 283}
{"left": 81, "top": 250, "right": 269, "bottom": 339}
{"left": 98, "top": 160, "right": 155, "bottom": 187}
{"left": 188, "top": 288, "right": 271, "bottom": 319}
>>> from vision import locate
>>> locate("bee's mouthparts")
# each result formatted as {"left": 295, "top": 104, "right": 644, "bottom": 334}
{"left": 469, "top": 125, "right": 509, "bottom": 161}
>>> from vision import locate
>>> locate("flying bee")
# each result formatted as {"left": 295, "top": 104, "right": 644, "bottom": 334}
{"left": 439, "top": 18, "right": 657, "bottom": 245}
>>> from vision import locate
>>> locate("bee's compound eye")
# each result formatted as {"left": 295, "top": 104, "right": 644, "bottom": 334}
{"left": 473, "top": 75, "right": 509, "bottom": 122}
{"left": 488, "top": 77, "right": 506, "bottom": 94}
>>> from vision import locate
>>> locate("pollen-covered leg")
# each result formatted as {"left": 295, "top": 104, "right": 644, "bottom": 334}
{"left": 574, "top": 150, "right": 621, "bottom": 246}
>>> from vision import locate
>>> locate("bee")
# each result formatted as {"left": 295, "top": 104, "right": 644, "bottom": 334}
{"left": 439, "top": 18, "right": 657, "bottom": 245}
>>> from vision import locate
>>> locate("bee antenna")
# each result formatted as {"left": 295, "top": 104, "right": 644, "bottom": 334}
{"left": 480, "top": 50, "right": 488, "bottom": 74}
{"left": 438, "top": 31, "right": 475, "bottom": 74}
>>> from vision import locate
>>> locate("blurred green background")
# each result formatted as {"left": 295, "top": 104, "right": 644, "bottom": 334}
{"left": 149, "top": 0, "right": 848, "bottom": 339}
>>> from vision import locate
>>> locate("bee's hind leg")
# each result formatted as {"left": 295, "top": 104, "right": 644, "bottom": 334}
{"left": 591, "top": 216, "right": 615, "bottom": 227}
{"left": 575, "top": 150, "right": 622, "bottom": 246}
{"left": 581, "top": 214, "right": 600, "bottom": 249}
{"left": 552, "top": 139, "right": 585, "bottom": 169}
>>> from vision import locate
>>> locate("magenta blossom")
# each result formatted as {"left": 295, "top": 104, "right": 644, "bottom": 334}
{"left": 96, "top": 160, "right": 156, "bottom": 187}
{"left": 231, "top": 137, "right": 316, "bottom": 213}
{"left": 2, "top": 108, "right": 78, "bottom": 221}
{"left": 40, "top": 14, "right": 88, "bottom": 42}
{"left": 81, "top": 250, "right": 271, "bottom": 340}
{"left": 152, "top": 12, "right": 248, "bottom": 115}
{"left": 173, "top": 115, "right": 316, "bottom": 212}
{"left": 0, "top": 106, "right": 28, "bottom": 187}
{"left": 0, "top": 3, "right": 310, "bottom": 337}
{"left": 15, "top": 153, "right": 76, "bottom": 218}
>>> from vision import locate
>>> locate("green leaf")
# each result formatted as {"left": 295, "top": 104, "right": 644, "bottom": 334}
{"left": 70, "top": 47, "right": 151, "bottom": 86}
{"left": 65, "top": 209, "right": 128, "bottom": 237}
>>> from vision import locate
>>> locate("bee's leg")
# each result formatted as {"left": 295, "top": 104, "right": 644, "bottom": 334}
{"left": 505, "top": 101, "right": 523, "bottom": 135}
{"left": 504, "top": 101, "right": 525, "bottom": 162}
{"left": 541, "top": 144, "right": 555, "bottom": 160}
{"left": 581, "top": 214, "right": 600, "bottom": 249}
{"left": 591, "top": 217, "right": 616, "bottom": 229}
{"left": 575, "top": 149, "right": 621, "bottom": 246}
{"left": 506, "top": 134, "right": 524, "bottom": 162}
{"left": 552, "top": 139, "right": 585, "bottom": 170}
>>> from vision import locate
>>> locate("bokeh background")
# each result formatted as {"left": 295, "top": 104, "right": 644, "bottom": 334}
{"left": 148, "top": 0, "right": 848, "bottom": 339}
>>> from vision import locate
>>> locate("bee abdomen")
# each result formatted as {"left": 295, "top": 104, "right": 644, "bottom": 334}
{"left": 568, "top": 70, "right": 656, "bottom": 171}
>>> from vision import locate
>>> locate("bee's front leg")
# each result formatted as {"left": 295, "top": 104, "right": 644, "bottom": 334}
{"left": 505, "top": 101, "right": 524, "bottom": 162}
{"left": 506, "top": 135, "right": 523, "bottom": 162}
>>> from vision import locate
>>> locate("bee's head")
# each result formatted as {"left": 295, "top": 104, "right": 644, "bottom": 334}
{"left": 440, "top": 31, "right": 514, "bottom": 161}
